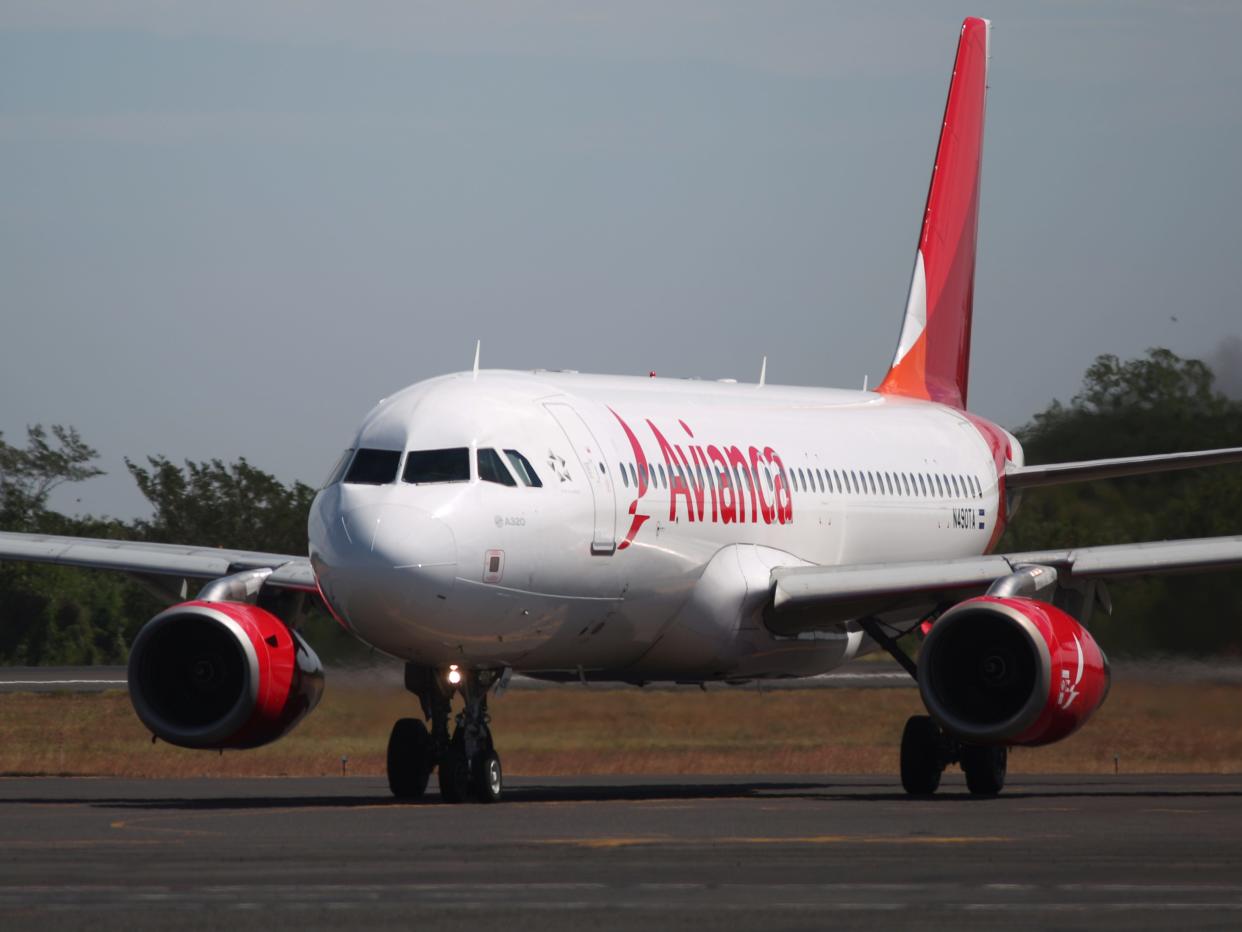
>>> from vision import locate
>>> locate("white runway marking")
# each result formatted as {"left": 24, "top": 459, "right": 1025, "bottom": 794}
{"left": 0, "top": 679, "right": 127, "bottom": 686}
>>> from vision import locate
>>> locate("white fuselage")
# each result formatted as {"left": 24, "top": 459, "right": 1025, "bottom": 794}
{"left": 307, "top": 370, "right": 1021, "bottom": 682}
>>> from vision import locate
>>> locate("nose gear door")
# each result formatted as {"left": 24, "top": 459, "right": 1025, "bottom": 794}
{"left": 544, "top": 402, "right": 617, "bottom": 555}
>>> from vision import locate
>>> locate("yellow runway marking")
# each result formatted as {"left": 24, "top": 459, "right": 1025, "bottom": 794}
{"left": 2, "top": 839, "right": 178, "bottom": 848}
{"left": 1143, "top": 808, "right": 1202, "bottom": 814}
{"left": 1017, "top": 807, "right": 1079, "bottom": 812}
{"left": 537, "top": 834, "right": 1012, "bottom": 848}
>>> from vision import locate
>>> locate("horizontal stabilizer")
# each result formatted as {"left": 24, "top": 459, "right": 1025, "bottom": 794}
{"left": 1006, "top": 447, "right": 1242, "bottom": 489}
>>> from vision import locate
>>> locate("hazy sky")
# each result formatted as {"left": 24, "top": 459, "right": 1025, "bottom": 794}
{"left": 2, "top": 1, "right": 1240, "bottom": 519}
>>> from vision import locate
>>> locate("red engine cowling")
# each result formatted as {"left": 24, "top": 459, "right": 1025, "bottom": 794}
{"left": 127, "top": 600, "right": 324, "bottom": 750}
{"left": 917, "top": 596, "right": 1110, "bottom": 747}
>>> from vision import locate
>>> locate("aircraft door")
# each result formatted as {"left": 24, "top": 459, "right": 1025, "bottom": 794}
{"left": 544, "top": 402, "right": 617, "bottom": 555}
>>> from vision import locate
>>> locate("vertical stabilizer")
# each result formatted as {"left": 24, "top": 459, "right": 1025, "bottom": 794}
{"left": 877, "top": 17, "right": 990, "bottom": 410}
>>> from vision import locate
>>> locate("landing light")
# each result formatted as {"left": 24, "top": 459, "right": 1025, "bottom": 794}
{"left": 447, "top": 664, "right": 462, "bottom": 686}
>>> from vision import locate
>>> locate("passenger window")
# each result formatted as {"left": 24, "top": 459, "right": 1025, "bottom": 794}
{"left": 934, "top": 474, "right": 944, "bottom": 497}
{"left": 478, "top": 448, "right": 517, "bottom": 486}
{"left": 504, "top": 450, "right": 543, "bottom": 487}
{"left": 629, "top": 463, "right": 639, "bottom": 487}
{"left": 619, "top": 465, "right": 629, "bottom": 488}
{"left": 345, "top": 448, "right": 402, "bottom": 485}
{"left": 951, "top": 475, "right": 960, "bottom": 498}
{"left": 403, "top": 448, "right": 470, "bottom": 484}
{"left": 902, "top": 474, "right": 911, "bottom": 496}
{"left": 918, "top": 474, "right": 928, "bottom": 496}
{"left": 322, "top": 449, "right": 354, "bottom": 488}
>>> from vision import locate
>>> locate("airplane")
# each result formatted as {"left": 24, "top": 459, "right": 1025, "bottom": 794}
{"left": 3, "top": 16, "right": 1241, "bottom": 804}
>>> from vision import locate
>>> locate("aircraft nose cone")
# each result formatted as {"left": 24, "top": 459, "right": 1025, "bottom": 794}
{"left": 311, "top": 498, "right": 457, "bottom": 632}
{"left": 340, "top": 503, "right": 455, "bottom": 575}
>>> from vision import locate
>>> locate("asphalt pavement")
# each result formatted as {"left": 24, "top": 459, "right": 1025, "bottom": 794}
{"left": 1, "top": 773, "right": 1239, "bottom": 931}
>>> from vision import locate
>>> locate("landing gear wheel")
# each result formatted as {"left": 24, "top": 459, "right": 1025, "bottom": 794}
{"left": 438, "top": 743, "right": 470, "bottom": 804}
{"left": 471, "top": 749, "right": 503, "bottom": 804}
{"left": 961, "top": 744, "right": 1007, "bottom": 796}
{"left": 387, "top": 718, "right": 433, "bottom": 799}
{"left": 900, "top": 715, "right": 944, "bottom": 795}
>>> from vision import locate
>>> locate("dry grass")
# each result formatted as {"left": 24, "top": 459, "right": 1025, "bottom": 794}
{"left": 1, "top": 679, "right": 1240, "bottom": 778}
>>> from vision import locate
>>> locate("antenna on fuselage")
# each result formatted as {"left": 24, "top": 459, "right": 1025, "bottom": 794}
{"left": 472, "top": 340, "right": 481, "bottom": 381}
{"left": 863, "top": 373, "right": 869, "bottom": 391}
{"left": 758, "top": 355, "right": 767, "bottom": 388}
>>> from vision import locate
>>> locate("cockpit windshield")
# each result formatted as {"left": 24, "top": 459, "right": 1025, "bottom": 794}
{"left": 322, "top": 449, "right": 354, "bottom": 488}
{"left": 344, "top": 449, "right": 401, "bottom": 485}
{"left": 478, "top": 448, "right": 517, "bottom": 486}
{"left": 504, "top": 450, "right": 543, "bottom": 487}
{"left": 403, "top": 448, "right": 470, "bottom": 484}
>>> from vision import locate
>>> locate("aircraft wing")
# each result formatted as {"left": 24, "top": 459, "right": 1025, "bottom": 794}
{"left": 0, "top": 531, "right": 316, "bottom": 592}
{"left": 1005, "top": 447, "right": 1242, "bottom": 489}
{"left": 769, "top": 535, "right": 1242, "bottom": 633}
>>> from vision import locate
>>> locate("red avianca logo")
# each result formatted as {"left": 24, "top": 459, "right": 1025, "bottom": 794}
{"left": 610, "top": 408, "right": 793, "bottom": 550}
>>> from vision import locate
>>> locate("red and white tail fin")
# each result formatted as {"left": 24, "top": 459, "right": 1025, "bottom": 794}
{"left": 877, "top": 17, "right": 990, "bottom": 410}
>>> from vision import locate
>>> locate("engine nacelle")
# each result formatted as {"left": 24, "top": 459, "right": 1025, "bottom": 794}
{"left": 918, "top": 596, "right": 1110, "bottom": 747}
{"left": 127, "top": 600, "right": 324, "bottom": 750}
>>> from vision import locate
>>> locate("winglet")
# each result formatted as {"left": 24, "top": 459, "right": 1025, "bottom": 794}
{"left": 878, "top": 17, "right": 990, "bottom": 410}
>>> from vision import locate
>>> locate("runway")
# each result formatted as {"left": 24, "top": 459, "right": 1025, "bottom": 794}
{"left": 1, "top": 774, "right": 1239, "bottom": 930}
{"left": 0, "top": 662, "right": 915, "bottom": 692}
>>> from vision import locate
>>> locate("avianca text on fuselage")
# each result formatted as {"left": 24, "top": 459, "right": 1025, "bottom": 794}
{"left": 611, "top": 409, "right": 794, "bottom": 549}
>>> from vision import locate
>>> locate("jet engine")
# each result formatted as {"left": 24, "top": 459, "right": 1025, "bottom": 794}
{"left": 127, "top": 600, "right": 324, "bottom": 749}
{"left": 917, "top": 596, "right": 1110, "bottom": 747}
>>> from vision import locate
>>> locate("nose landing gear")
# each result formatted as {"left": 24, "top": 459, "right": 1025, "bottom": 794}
{"left": 387, "top": 663, "right": 506, "bottom": 803}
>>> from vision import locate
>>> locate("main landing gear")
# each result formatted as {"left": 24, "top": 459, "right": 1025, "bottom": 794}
{"left": 387, "top": 663, "right": 505, "bottom": 804}
{"left": 857, "top": 616, "right": 1008, "bottom": 797}
{"left": 899, "top": 714, "right": 1007, "bottom": 796}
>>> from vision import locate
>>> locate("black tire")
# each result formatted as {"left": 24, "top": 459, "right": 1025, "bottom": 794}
{"left": 900, "top": 715, "right": 944, "bottom": 795}
{"left": 961, "top": 744, "right": 1008, "bottom": 796}
{"left": 387, "top": 718, "right": 433, "bottom": 799}
{"left": 438, "top": 743, "right": 470, "bottom": 804}
{"left": 471, "top": 750, "right": 503, "bottom": 804}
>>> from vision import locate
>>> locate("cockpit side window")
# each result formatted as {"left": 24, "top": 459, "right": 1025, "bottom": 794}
{"left": 322, "top": 449, "right": 354, "bottom": 488}
{"left": 344, "top": 448, "right": 401, "bottom": 485}
{"left": 478, "top": 448, "right": 517, "bottom": 486}
{"left": 503, "top": 450, "right": 543, "bottom": 488}
{"left": 403, "top": 448, "right": 470, "bottom": 484}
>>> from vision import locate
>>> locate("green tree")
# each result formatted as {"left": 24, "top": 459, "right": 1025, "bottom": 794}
{"left": 0, "top": 425, "right": 103, "bottom": 531}
{"left": 125, "top": 456, "right": 315, "bottom": 554}
{"left": 1001, "top": 348, "right": 1242, "bottom": 655}
{"left": 0, "top": 425, "right": 145, "bottom": 664}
